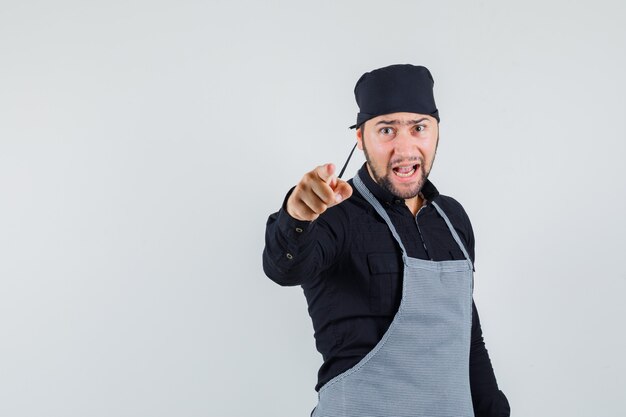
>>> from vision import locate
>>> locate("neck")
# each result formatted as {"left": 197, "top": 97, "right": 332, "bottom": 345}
{"left": 405, "top": 195, "right": 424, "bottom": 216}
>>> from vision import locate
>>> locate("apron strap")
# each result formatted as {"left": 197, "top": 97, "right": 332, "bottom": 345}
{"left": 353, "top": 174, "right": 408, "bottom": 260}
{"left": 431, "top": 201, "right": 474, "bottom": 267}
{"left": 354, "top": 172, "right": 474, "bottom": 269}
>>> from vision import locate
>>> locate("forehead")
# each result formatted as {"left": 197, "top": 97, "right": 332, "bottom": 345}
{"left": 368, "top": 112, "right": 436, "bottom": 126}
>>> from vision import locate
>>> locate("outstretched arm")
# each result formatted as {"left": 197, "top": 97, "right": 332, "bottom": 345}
{"left": 262, "top": 163, "right": 352, "bottom": 286}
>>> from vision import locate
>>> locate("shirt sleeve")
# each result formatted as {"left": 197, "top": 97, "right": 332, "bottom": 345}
{"left": 470, "top": 301, "right": 511, "bottom": 417}
{"left": 262, "top": 187, "right": 347, "bottom": 286}
{"left": 462, "top": 206, "right": 511, "bottom": 417}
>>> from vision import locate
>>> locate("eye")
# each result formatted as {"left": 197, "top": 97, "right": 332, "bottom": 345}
{"left": 415, "top": 125, "right": 425, "bottom": 132}
{"left": 379, "top": 127, "right": 394, "bottom": 135}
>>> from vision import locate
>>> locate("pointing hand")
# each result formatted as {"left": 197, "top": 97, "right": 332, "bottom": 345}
{"left": 286, "top": 163, "right": 353, "bottom": 221}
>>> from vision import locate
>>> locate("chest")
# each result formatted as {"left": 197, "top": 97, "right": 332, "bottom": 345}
{"left": 325, "top": 206, "right": 465, "bottom": 316}
{"left": 350, "top": 205, "right": 465, "bottom": 261}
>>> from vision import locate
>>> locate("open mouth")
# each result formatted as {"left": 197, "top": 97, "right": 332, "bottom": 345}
{"left": 392, "top": 164, "right": 419, "bottom": 178}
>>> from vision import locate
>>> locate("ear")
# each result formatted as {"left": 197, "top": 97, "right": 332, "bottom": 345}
{"left": 356, "top": 126, "right": 364, "bottom": 150}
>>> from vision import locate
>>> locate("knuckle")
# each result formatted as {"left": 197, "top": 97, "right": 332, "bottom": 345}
{"left": 308, "top": 200, "right": 321, "bottom": 214}
{"left": 301, "top": 173, "right": 314, "bottom": 185}
{"left": 315, "top": 203, "right": 328, "bottom": 214}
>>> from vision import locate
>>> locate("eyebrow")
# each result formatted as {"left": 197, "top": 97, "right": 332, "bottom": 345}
{"left": 375, "top": 118, "right": 430, "bottom": 126}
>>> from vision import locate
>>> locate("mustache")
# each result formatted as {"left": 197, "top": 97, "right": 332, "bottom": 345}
{"left": 388, "top": 156, "right": 423, "bottom": 167}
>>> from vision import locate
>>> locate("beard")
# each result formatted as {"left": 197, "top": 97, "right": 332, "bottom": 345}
{"left": 362, "top": 138, "right": 437, "bottom": 200}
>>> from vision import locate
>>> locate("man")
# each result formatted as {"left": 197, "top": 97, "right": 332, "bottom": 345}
{"left": 263, "top": 64, "right": 510, "bottom": 416}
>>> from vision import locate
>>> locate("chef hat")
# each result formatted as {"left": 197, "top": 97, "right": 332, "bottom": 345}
{"left": 350, "top": 64, "right": 439, "bottom": 129}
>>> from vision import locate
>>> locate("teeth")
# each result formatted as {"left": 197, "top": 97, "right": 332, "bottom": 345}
{"left": 394, "top": 166, "right": 416, "bottom": 177}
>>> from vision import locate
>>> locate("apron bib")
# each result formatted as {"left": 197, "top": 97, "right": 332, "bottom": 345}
{"left": 312, "top": 175, "right": 475, "bottom": 417}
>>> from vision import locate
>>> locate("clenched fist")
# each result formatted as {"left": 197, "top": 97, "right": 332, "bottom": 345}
{"left": 287, "top": 163, "right": 353, "bottom": 221}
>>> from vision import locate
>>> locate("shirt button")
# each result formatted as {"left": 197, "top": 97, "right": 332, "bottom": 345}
{"left": 295, "top": 227, "right": 303, "bottom": 233}
{"left": 286, "top": 253, "right": 293, "bottom": 260}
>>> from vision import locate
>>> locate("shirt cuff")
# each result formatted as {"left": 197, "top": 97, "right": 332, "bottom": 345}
{"left": 276, "top": 186, "right": 315, "bottom": 239}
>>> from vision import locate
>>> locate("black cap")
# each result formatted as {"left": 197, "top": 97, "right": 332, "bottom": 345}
{"left": 350, "top": 64, "right": 439, "bottom": 129}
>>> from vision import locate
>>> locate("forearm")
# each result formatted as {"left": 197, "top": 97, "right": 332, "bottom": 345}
{"left": 262, "top": 206, "right": 319, "bottom": 286}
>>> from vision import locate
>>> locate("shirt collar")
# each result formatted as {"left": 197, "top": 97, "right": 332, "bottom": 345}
{"left": 356, "top": 163, "right": 440, "bottom": 205}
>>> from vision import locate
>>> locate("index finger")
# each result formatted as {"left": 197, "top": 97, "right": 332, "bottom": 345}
{"left": 315, "top": 163, "right": 336, "bottom": 184}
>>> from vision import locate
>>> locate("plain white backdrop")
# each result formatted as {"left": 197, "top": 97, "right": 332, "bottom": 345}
{"left": 1, "top": 1, "right": 625, "bottom": 416}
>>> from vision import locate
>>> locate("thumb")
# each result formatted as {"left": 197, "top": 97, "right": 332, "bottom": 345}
{"left": 332, "top": 180, "right": 353, "bottom": 204}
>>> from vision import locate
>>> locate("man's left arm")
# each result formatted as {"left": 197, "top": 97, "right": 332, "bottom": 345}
{"left": 469, "top": 301, "right": 511, "bottom": 417}
{"left": 455, "top": 201, "right": 511, "bottom": 417}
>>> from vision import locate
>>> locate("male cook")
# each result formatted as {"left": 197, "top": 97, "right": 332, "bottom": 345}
{"left": 263, "top": 64, "right": 510, "bottom": 417}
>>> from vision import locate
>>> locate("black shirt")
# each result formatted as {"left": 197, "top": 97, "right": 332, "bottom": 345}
{"left": 263, "top": 164, "right": 510, "bottom": 417}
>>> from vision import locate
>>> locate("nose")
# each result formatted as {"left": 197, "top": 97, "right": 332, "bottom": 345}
{"left": 393, "top": 129, "right": 418, "bottom": 157}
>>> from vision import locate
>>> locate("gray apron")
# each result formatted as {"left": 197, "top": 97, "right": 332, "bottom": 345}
{"left": 312, "top": 175, "right": 475, "bottom": 417}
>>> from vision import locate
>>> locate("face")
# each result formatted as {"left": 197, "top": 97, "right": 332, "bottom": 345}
{"left": 357, "top": 112, "right": 439, "bottom": 200}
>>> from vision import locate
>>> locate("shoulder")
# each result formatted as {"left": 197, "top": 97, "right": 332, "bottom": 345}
{"left": 434, "top": 194, "right": 471, "bottom": 223}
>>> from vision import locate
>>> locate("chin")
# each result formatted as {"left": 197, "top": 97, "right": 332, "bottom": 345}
{"left": 386, "top": 178, "right": 424, "bottom": 200}
{"left": 394, "top": 187, "right": 422, "bottom": 200}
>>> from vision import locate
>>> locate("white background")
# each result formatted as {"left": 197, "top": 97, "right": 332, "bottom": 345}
{"left": 1, "top": 1, "right": 625, "bottom": 416}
